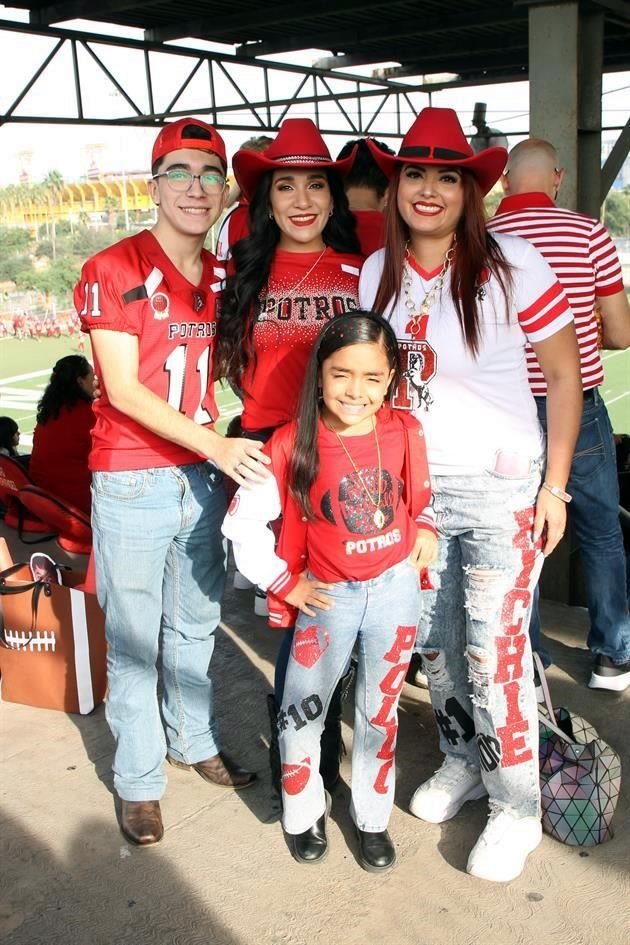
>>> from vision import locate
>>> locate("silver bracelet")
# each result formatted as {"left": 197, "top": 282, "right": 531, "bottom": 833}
{"left": 541, "top": 481, "right": 572, "bottom": 503}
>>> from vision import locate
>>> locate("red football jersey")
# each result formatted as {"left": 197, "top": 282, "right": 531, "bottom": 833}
{"left": 76, "top": 229, "right": 223, "bottom": 472}
{"left": 239, "top": 247, "right": 362, "bottom": 431}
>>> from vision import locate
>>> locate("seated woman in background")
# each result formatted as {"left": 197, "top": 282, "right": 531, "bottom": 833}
{"left": 0, "top": 417, "right": 25, "bottom": 462}
{"left": 29, "top": 355, "right": 95, "bottom": 516}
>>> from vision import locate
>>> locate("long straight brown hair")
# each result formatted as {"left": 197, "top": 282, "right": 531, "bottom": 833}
{"left": 373, "top": 166, "right": 513, "bottom": 356}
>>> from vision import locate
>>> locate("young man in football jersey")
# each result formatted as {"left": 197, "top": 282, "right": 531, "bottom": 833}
{"left": 77, "top": 118, "right": 270, "bottom": 846}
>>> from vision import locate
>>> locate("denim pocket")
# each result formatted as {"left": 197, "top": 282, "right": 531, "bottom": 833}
{"left": 93, "top": 470, "right": 150, "bottom": 500}
{"left": 569, "top": 417, "right": 606, "bottom": 482}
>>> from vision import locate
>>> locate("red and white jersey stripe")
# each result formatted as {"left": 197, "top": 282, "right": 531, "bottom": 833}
{"left": 489, "top": 193, "right": 624, "bottom": 394}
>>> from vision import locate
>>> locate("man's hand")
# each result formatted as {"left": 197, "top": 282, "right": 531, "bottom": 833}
{"left": 533, "top": 488, "right": 567, "bottom": 556}
{"left": 284, "top": 572, "right": 334, "bottom": 617}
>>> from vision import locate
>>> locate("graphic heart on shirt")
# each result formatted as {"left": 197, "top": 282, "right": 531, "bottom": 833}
{"left": 282, "top": 756, "right": 311, "bottom": 795}
{"left": 292, "top": 625, "right": 330, "bottom": 668}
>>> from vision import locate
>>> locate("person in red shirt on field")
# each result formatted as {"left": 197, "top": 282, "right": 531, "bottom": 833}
{"left": 29, "top": 355, "right": 95, "bottom": 515}
{"left": 77, "top": 118, "right": 270, "bottom": 847}
{"left": 336, "top": 137, "right": 394, "bottom": 257}
{"left": 223, "top": 312, "right": 437, "bottom": 871}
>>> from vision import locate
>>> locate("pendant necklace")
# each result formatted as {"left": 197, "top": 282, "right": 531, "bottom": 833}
{"left": 332, "top": 415, "right": 385, "bottom": 529}
{"left": 261, "top": 246, "right": 327, "bottom": 319}
{"left": 402, "top": 236, "right": 456, "bottom": 339}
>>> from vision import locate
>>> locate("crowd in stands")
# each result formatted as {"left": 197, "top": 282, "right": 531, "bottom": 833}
{"left": 2, "top": 113, "right": 629, "bottom": 884}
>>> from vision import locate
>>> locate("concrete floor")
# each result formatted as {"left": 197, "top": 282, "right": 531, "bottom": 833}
{"left": 1, "top": 524, "right": 629, "bottom": 945}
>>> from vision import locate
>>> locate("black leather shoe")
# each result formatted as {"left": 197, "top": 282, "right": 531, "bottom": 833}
{"left": 288, "top": 792, "right": 331, "bottom": 864}
{"left": 355, "top": 827, "right": 396, "bottom": 872}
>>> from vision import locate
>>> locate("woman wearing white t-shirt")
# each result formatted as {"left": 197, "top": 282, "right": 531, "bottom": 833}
{"left": 359, "top": 107, "right": 582, "bottom": 883}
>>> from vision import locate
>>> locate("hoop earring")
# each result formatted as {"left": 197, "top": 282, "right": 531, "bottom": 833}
{"left": 328, "top": 208, "right": 333, "bottom": 218}
{"left": 268, "top": 210, "right": 274, "bottom": 221}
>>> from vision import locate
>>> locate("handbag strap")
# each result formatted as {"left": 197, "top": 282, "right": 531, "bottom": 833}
{"left": 0, "top": 566, "right": 52, "bottom": 649}
{"left": 533, "top": 651, "right": 575, "bottom": 745}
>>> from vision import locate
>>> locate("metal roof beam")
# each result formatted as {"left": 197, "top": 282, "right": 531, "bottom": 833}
{"left": 30, "top": 0, "right": 141, "bottom": 26}
{"left": 591, "top": 0, "right": 630, "bottom": 24}
{"left": 145, "top": 0, "right": 386, "bottom": 44}
{"left": 235, "top": 7, "right": 523, "bottom": 58}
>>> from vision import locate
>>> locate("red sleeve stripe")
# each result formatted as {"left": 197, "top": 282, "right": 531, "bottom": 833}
{"left": 518, "top": 283, "right": 570, "bottom": 332}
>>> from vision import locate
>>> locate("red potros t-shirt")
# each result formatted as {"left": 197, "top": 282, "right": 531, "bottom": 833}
{"left": 76, "top": 229, "right": 223, "bottom": 472}
{"left": 239, "top": 247, "right": 362, "bottom": 431}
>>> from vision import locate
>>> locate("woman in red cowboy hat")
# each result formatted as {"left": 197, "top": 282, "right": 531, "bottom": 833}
{"left": 359, "top": 107, "right": 582, "bottom": 883}
{"left": 215, "top": 117, "right": 363, "bottom": 800}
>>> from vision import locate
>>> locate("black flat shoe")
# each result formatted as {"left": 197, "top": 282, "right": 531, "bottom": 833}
{"left": 355, "top": 827, "right": 396, "bottom": 873}
{"left": 288, "top": 792, "right": 331, "bottom": 864}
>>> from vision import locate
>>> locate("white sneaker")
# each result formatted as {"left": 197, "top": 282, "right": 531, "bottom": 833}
{"left": 409, "top": 756, "right": 487, "bottom": 824}
{"left": 233, "top": 570, "right": 254, "bottom": 590}
{"left": 467, "top": 810, "right": 542, "bottom": 882}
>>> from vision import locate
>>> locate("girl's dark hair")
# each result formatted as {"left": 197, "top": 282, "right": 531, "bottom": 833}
{"left": 373, "top": 166, "right": 513, "bottom": 356}
{"left": 0, "top": 416, "right": 19, "bottom": 457}
{"left": 215, "top": 168, "right": 361, "bottom": 386}
{"left": 36, "top": 355, "right": 93, "bottom": 425}
{"left": 289, "top": 311, "right": 400, "bottom": 519}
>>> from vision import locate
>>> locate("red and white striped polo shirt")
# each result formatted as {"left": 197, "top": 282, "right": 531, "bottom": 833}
{"left": 489, "top": 192, "right": 624, "bottom": 395}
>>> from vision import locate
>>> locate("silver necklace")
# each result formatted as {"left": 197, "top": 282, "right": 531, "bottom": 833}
{"left": 261, "top": 246, "right": 327, "bottom": 319}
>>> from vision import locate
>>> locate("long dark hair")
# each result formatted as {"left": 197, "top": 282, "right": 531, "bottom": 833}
{"left": 36, "top": 355, "right": 93, "bottom": 425}
{"left": 216, "top": 168, "right": 361, "bottom": 386}
{"left": 0, "top": 416, "right": 19, "bottom": 457}
{"left": 289, "top": 311, "right": 401, "bottom": 519}
{"left": 373, "top": 166, "right": 513, "bottom": 356}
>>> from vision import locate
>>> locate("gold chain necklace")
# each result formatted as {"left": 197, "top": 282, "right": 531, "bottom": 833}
{"left": 332, "top": 415, "right": 385, "bottom": 529}
{"left": 402, "top": 237, "right": 456, "bottom": 338}
{"left": 261, "top": 246, "right": 327, "bottom": 319}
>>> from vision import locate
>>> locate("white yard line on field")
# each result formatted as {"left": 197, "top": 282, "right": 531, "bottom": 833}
{"left": 0, "top": 368, "right": 51, "bottom": 384}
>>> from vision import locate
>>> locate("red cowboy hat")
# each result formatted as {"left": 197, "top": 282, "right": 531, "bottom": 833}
{"left": 233, "top": 118, "right": 356, "bottom": 199}
{"left": 366, "top": 107, "right": 507, "bottom": 196}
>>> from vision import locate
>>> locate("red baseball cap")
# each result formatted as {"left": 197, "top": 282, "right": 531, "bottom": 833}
{"left": 151, "top": 118, "right": 227, "bottom": 171}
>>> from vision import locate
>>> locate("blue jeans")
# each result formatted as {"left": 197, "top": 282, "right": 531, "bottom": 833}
{"left": 279, "top": 558, "right": 421, "bottom": 834}
{"left": 92, "top": 462, "right": 227, "bottom": 802}
{"left": 417, "top": 467, "right": 542, "bottom": 818}
{"left": 530, "top": 390, "right": 630, "bottom": 665}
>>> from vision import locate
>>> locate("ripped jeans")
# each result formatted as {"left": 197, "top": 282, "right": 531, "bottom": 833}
{"left": 417, "top": 467, "right": 542, "bottom": 818}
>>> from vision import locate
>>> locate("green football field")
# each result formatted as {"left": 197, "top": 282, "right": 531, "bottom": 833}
{"left": 1, "top": 336, "right": 628, "bottom": 449}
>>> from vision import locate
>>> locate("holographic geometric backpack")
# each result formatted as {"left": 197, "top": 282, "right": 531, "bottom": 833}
{"left": 535, "top": 654, "right": 622, "bottom": 846}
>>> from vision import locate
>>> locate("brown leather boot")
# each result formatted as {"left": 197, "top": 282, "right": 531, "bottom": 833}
{"left": 120, "top": 800, "right": 164, "bottom": 846}
{"left": 167, "top": 751, "right": 257, "bottom": 789}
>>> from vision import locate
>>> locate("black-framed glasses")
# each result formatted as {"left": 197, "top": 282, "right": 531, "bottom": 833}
{"left": 152, "top": 168, "right": 227, "bottom": 194}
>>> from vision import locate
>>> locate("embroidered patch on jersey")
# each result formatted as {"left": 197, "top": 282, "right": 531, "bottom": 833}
{"left": 192, "top": 291, "right": 205, "bottom": 313}
{"left": 281, "top": 757, "right": 311, "bottom": 795}
{"left": 292, "top": 625, "right": 330, "bottom": 669}
{"left": 150, "top": 291, "right": 170, "bottom": 320}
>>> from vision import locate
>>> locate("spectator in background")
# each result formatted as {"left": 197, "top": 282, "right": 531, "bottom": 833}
{"left": 0, "top": 417, "right": 22, "bottom": 460}
{"left": 336, "top": 137, "right": 395, "bottom": 256}
{"left": 489, "top": 137, "right": 630, "bottom": 692}
{"left": 29, "top": 355, "right": 95, "bottom": 516}
{"left": 215, "top": 134, "right": 274, "bottom": 260}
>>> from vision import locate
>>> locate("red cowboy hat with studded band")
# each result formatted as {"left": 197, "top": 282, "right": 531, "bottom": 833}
{"left": 366, "top": 107, "right": 507, "bottom": 196}
{"left": 233, "top": 118, "right": 357, "bottom": 199}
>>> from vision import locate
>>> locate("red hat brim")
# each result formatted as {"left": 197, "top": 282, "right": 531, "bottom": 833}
{"left": 233, "top": 147, "right": 357, "bottom": 201}
{"left": 365, "top": 138, "right": 507, "bottom": 196}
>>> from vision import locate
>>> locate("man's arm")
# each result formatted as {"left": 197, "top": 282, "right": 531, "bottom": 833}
{"left": 597, "top": 289, "right": 630, "bottom": 350}
{"left": 91, "top": 328, "right": 269, "bottom": 484}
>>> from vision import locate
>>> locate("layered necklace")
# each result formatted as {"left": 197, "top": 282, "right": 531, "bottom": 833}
{"left": 331, "top": 415, "right": 385, "bottom": 529}
{"left": 261, "top": 246, "right": 327, "bottom": 320}
{"left": 402, "top": 236, "right": 456, "bottom": 338}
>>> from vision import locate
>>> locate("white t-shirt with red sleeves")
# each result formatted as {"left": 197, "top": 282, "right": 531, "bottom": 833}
{"left": 239, "top": 247, "right": 362, "bottom": 431}
{"left": 488, "top": 192, "right": 625, "bottom": 394}
{"left": 77, "top": 229, "right": 224, "bottom": 472}
{"left": 359, "top": 232, "right": 573, "bottom": 476}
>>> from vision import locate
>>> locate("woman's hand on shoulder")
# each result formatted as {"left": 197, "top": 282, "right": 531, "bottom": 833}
{"left": 409, "top": 527, "right": 438, "bottom": 571}
{"left": 284, "top": 572, "right": 334, "bottom": 617}
{"left": 533, "top": 488, "right": 567, "bottom": 556}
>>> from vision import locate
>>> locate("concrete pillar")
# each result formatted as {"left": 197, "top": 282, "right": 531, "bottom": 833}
{"left": 529, "top": 2, "right": 579, "bottom": 210}
{"left": 578, "top": 12, "right": 604, "bottom": 217}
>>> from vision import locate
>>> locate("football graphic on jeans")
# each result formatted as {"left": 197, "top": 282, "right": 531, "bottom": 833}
{"left": 282, "top": 756, "right": 311, "bottom": 795}
{"left": 292, "top": 625, "right": 330, "bottom": 668}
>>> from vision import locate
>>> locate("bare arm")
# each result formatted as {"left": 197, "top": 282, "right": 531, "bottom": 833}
{"left": 91, "top": 328, "right": 270, "bottom": 485}
{"left": 530, "top": 322, "right": 582, "bottom": 554}
{"left": 598, "top": 289, "right": 630, "bottom": 350}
